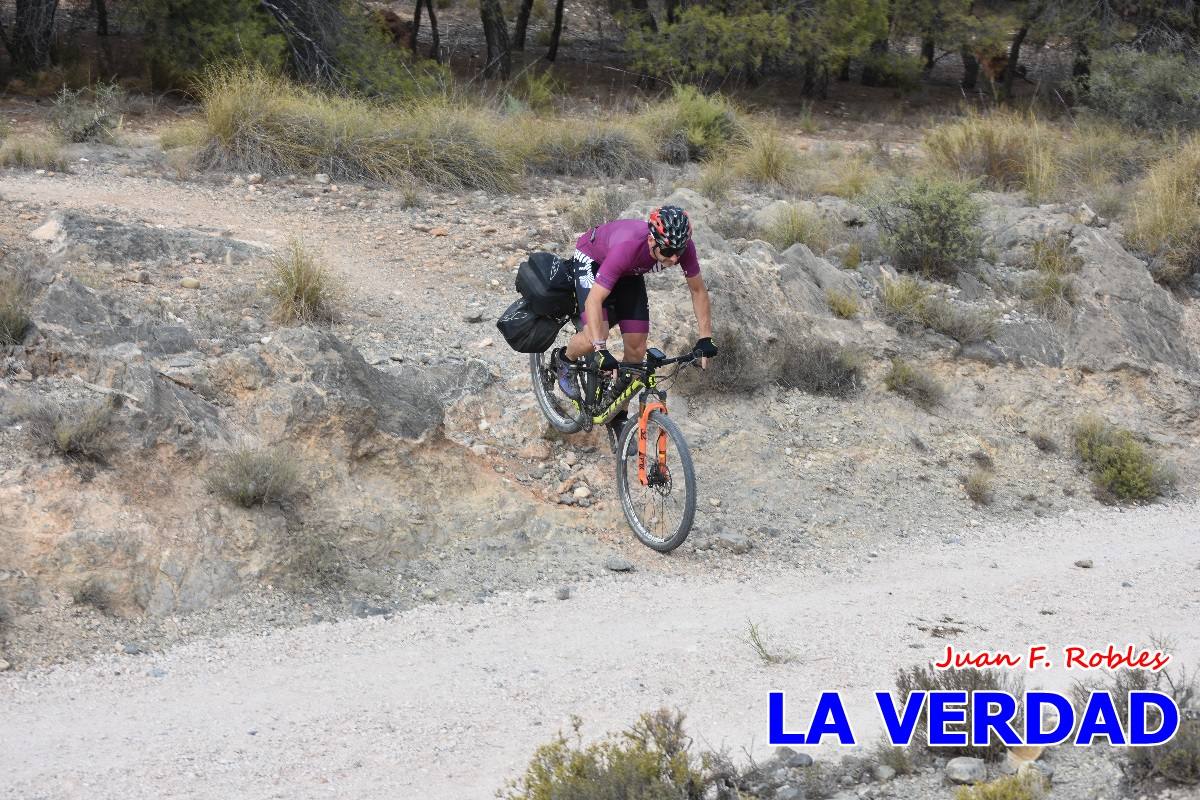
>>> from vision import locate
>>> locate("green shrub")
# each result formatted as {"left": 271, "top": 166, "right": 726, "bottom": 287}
{"left": 860, "top": 51, "right": 924, "bottom": 93}
{"left": 626, "top": 7, "right": 789, "bottom": 87}
{"left": 1082, "top": 49, "right": 1200, "bottom": 132}
{"left": 895, "top": 664, "right": 1023, "bottom": 761}
{"left": 759, "top": 205, "right": 835, "bottom": 252}
{"left": 0, "top": 136, "right": 68, "bottom": 171}
{"left": 637, "top": 85, "right": 747, "bottom": 164}
{"left": 924, "top": 112, "right": 1060, "bottom": 201}
{"left": 1073, "top": 416, "right": 1173, "bottom": 503}
{"left": 776, "top": 339, "right": 863, "bottom": 398}
{"left": 506, "top": 68, "right": 564, "bottom": 113}
{"left": 734, "top": 126, "right": 799, "bottom": 188}
{"left": 870, "top": 178, "right": 982, "bottom": 279}
{"left": 21, "top": 399, "right": 117, "bottom": 463}
{"left": 880, "top": 276, "right": 934, "bottom": 329}
{"left": 745, "top": 620, "right": 795, "bottom": 665}
{"left": 565, "top": 187, "right": 632, "bottom": 233}
{"left": 956, "top": 773, "right": 1047, "bottom": 800}
{"left": 51, "top": 83, "right": 124, "bottom": 143}
{"left": 197, "top": 65, "right": 513, "bottom": 191}
{"left": 206, "top": 444, "right": 301, "bottom": 508}
{"left": 1127, "top": 136, "right": 1200, "bottom": 287}
{"left": 0, "top": 269, "right": 33, "bottom": 345}
{"left": 841, "top": 241, "right": 862, "bottom": 269}
{"left": 826, "top": 288, "right": 859, "bottom": 318}
{"left": 502, "top": 709, "right": 717, "bottom": 800}
{"left": 268, "top": 238, "right": 339, "bottom": 324}
{"left": 884, "top": 358, "right": 944, "bottom": 410}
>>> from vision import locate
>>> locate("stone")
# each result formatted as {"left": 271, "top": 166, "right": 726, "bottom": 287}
{"left": 29, "top": 211, "right": 261, "bottom": 266}
{"left": 716, "top": 532, "right": 752, "bottom": 554}
{"left": 247, "top": 173, "right": 264, "bottom": 185}
{"left": 777, "top": 748, "right": 813, "bottom": 769}
{"left": 430, "top": 227, "right": 449, "bottom": 237}
{"left": 564, "top": 451, "right": 578, "bottom": 466}
{"left": 0, "top": 659, "right": 10, "bottom": 672}
{"left": 122, "top": 642, "right": 146, "bottom": 655}
{"left": 605, "top": 555, "right": 634, "bottom": 572}
{"left": 555, "top": 586, "right": 571, "bottom": 600}
{"left": 180, "top": 277, "right": 201, "bottom": 289}
{"left": 463, "top": 311, "right": 485, "bottom": 323}
{"left": 314, "top": 173, "right": 331, "bottom": 184}
{"left": 872, "top": 765, "right": 896, "bottom": 782}
{"left": 572, "top": 486, "right": 591, "bottom": 499}
{"left": 945, "top": 757, "right": 987, "bottom": 784}
{"left": 136, "top": 270, "right": 151, "bottom": 284}
{"left": 776, "top": 786, "right": 804, "bottom": 800}
{"left": 1074, "top": 559, "right": 1093, "bottom": 569}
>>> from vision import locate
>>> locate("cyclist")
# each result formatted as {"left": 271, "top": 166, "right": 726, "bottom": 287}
{"left": 552, "top": 205, "right": 717, "bottom": 433}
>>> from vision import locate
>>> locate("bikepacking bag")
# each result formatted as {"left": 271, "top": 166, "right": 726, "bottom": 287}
{"left": 496, "top": 297, "right": 566, "bottom": 353}
{"left": 515, "top": 252, "right": 576, "bottom": 317}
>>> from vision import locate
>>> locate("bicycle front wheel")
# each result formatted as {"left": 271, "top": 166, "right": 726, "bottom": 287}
{"left": 615, "top": 410, "right": 696, "bottom": 553}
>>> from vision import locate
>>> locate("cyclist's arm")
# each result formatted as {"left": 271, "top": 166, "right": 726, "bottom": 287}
{"left": 585, "top": 282, "right": 612, "bottom": 350}
{"left": 686, "top": 273, "right": 713, "bottom": 369}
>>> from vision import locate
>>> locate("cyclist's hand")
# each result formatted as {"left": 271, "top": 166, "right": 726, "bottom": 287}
{"left": 594, "top": 349, "right": 619, "bottom": 371}
{"left": 693, "top": 337, "right": 717, "bottom": 370}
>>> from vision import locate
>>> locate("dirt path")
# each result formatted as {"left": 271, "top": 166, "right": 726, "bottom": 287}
{"left": 2, "top": 502, "right": 1197, "bottom": 800}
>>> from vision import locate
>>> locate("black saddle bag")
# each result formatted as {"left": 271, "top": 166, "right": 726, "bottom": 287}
{"left": 515, "top": 252, "right": 576, "bottom": 317}
{"left": 496, "top": 297, "right": 566, "bottom": 353}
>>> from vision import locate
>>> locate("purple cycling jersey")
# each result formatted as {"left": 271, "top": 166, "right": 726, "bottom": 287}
{"left": 574, "top": 218, "right": 700, "bottom": 290}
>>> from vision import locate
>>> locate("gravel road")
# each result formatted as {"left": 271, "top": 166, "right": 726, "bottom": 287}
{"left": 2, "top": 503, "right": 1197, "bottom": 800}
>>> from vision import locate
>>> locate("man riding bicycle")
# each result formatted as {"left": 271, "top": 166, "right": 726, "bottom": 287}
{"left": 552, "top": 205, "right": 717, "bottom": 435}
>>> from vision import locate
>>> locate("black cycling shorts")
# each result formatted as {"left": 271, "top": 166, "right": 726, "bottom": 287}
{"left": 570, "top": 258, "right": 650, "bottom": 335}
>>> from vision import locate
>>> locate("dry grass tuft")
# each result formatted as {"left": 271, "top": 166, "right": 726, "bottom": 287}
{"left": 826, "top": 288, "right": 860, "bottom": 319}
{"left": 268, "top": 239, "right": 339, "bottom": 324}
{"left": 0, "top": 135, "right": 68, "bottom": 171}
{"left": 21, "top": 398, "right": 118, "bottom": 463}
{"left": 884, "top": 358, "right": 945, "bottom": 410}
{"left": 206, "top": 444, "right": 301, "bottom": 508}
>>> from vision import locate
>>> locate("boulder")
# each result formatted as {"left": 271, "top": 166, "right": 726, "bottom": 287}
{"left": 30, "top": 211, "right": 262, "bottom": 265}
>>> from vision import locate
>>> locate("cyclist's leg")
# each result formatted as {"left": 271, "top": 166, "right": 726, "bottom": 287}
{"left": 614, "top": 275, "right": 650, "bottom": 364}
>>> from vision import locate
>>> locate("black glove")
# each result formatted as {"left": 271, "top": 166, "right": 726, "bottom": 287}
{"left": 594, "top": 349, "right": 619, "bottom": 371}
{"left": 693, "top": 337, "right": 717, "bottom": 359}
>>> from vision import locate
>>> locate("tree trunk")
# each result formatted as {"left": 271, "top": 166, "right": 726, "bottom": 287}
{"left": 665, "top": 0, "right": 678, "bottom": 24}
{"left": 546, "top": 0, "right": 565, "bottom": 62}
{"left": 959, "top": 46, "right": 979, "bottom": 90}
{"left": 1001, "top": 25, "right": 1028, "bottom": 101}
{"left": 630, "top": 0, "right": 657, "bottom": 32}
{"left": 838, "top": 59, "right": 850, "bottom": 81}
{"left": 860, "top": 38, "right": 889, "bottom": 86}
{"left": 513, "top": 0, "right": 534, "bottom": 50}
{"left": 1071, "top": 41, "right": 1089, "bottom": 94}
{"left": 920, "top": 37, "right": 934, "bottom": 73}
{"left": 479, "top": 0, "right": 510, "bottom": 78}
{"left": 92, "top": 0, "right": 108, "bottom": 36}
{"left": 4, "top": 0, "right": 60, "bottom": 74}
{"left": 424, "top": 0, "right": 440, "bottom": 61}
{"left": 412, "top": 0, "right": 423, "bottom": 53}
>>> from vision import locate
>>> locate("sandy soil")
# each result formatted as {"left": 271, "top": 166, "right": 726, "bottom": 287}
{"left": 2, "top": 501, "right": 1197, "bottom": 800}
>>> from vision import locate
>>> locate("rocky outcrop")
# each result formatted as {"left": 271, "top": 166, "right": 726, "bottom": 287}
{"left": 30, "top": 211, "right": 262, "bottom": 266}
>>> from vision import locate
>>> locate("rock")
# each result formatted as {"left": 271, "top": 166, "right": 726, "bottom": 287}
{"left": 430, "top": 227, "right": 449, "bottom": 237}
{"left": 247, "top": 173, "right": 264, "bottom": 185}
{"left": 136, "top": 270, "right": 151, "bottom": 284}
{"left": 555, "top": 586, "right": 571, "bottom": 600}
{"left": 573, "top": 486, "right": 591, "bottom": 499}
{"left": 463, "top": 311, "right": 485, "bottom": 323}
{"left": 476, "top": 338, "right": 493, "bottom": 348}
{"left": 716, "top": 532, "right": 752, "bottom": 554}
{"left": 350, "top": 599, "right": 391, "bottom": 618}
{"left": 605, "top": 555, "right": 634, "bottom": 572}
{"left": 776, "top": 787, "right": 804, "bottom": 800}
{"left": 122, "top": 642, "right": 146, "bottom": 655}
{"left": 29, "top": 218, "right": 62, "bottom": 241}
{"left": 564, "top": 451, "right": 578, "bottom": 466}
{"left": 0, "top": 659, "right": 10, "bottom": 672}
{"left": 148, "top": 667, "right": 168, "bottom": 678}
{"left": 777, "top": 747, "right": 813, "bottom": 768}
{"left": 873, "top": 764, "right": 896, "bottom": 782}
{"left": 180, "top": 277, "right": 201, "bottom": 289}
{"left": 1077, "top": 203, "right": 1097, "bottom": 226}
{"left": 29, "top": 212, "right": 261, "bottom": 266}
{"left": 945, "top": 757, "right": 987, "bottom": 784}
{"left": 230, "top": 176, "right": 245, "bottom": 187}
{"left": 1074, "top": 559, "right": 1093, "bottom": 569}
{"left": 314, "top": 173, "right": 330, "bottom": 184}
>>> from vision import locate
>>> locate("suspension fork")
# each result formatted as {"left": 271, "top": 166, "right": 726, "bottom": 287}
{"left": 636, "top": 398, "right": 669, "bottom": 487}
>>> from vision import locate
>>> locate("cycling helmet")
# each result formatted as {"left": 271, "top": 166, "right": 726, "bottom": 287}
{"left": 648, "top": 205, "right": 692, "bottom": 254}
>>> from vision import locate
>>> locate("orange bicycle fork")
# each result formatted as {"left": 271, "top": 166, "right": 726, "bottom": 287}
{"left": 636, "top": 400, "right": 669, "bottom": 487}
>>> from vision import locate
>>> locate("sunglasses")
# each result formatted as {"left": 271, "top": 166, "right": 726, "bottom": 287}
{"left": 656, "top": 244, "right": 683, "bottom": 258}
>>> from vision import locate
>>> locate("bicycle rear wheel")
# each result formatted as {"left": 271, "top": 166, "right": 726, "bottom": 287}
{"left": 615, "top": 410, "right": 696, "bottom": 552}
{"left": 529, "top": 326, "right": 587, "bottom": 434}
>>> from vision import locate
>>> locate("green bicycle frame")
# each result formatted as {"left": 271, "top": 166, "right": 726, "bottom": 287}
{"left": 590, "top": 374, "right": 658, "bottom": 425}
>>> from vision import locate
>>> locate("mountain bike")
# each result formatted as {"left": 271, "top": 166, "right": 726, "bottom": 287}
{"left": 530, "top": 326, "right": 701, "bottom": 553}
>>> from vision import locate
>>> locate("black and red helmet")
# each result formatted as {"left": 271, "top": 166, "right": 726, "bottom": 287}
{"left": 648, "top": 205, "right": 691, "bottom": 254}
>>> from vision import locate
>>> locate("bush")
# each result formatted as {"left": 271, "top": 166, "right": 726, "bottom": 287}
{"left": 566, "top": 187, "right": 632, "bottom": 233}
{"left": 268, "top": 238, "right": 339, "bottom": 324}
{"left": 870, "top": 178, "right": 982, "bottom": 279}
{"left": 517, "top": 122, "right": 654, "bottom": 180}
{"left": 1029, "top": 430, "right": 1058, "bottom": 453}
{"left": 734, "top": 126, "right": 799, "bottom": 188}
{"left": 1073, "top": 416, "right": 1173, "bottom": 503}
{"left": 884, "top": 358, "right": 944, "bottom": 410}
{"left": 860, "top": 51, "right": 924, "bottom": 94}
{"left": 1024, "top": 235, "right": 1081, "bottom": 320}
{"left": 677, "top": 323, "right": 768, "bottom": 395}
{"left": 51, "top": 83, "right": 124, "bottom": 143}
{"left": 879, "top": 276, "right": 991, "bottom": 342}
{"left": 895, "top": 664, "right": 1023, "bottom": 761}
{"left": 21, "top": 399, "right": 117, "bottom": 463}
{"left": 506, "top": 68, "right": 564, "bottom": 113}
{"left": 1127, "top": 136, "right": 1200, "bottom": 287}
{"left": 776, "top": 339, "right": 863, "bottom": 398}
{"left": 696, "top": 158, "right": 734, "bottom": 201}
{"left": 814, "top": 152, "right": 882, "bottom": 200}
{"left": 956, "top": 773, "right": 1047, "bottom": 800}
{"left": 1061, "top": 119, "right": 1153, "bottom": 188}
{"left": 880, "top": 276, "right": 934, "bottom": 329}
{"left": 0, "top": 269, "right": 34, "bottom": 345}
{"left": 758, "top": 205, "right": 835, "bottom": 252}
{"left": 206, "top": 445, "right": 301, "bottom": 508}
{"left": 825, "top": 288, "right": 859, "bottom": 318}
{"left": 1082, "top": 49, "right": 1200, "bottom": 132}
{"left": 841, "top": 241, "right": 862, "bottom": 269}
{"left": 964, "top": 468, "right": 994, "bottom": 505}
{"left": 0, "top": 136, "right": 68, "bottom": 171}
{"left": 924, "top": 112, "right": 1060, "bottom": 201}
{"left": 197, "top": 66, "right": 514, "bottom": 191}
{"left": 626, "top": 7, "right": 789, "bottom": 87}
{"left": 502, "top": 709, "right": 718, "bottom": 800}
{"left": 637, "top": 85, "right": 747, "bottom": 164}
